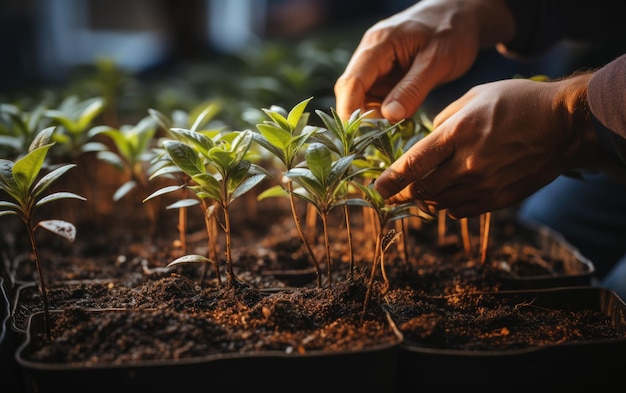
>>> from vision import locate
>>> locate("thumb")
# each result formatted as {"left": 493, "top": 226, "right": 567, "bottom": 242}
{"left": 374, "top": 129, "right": 453, "bottom": 200}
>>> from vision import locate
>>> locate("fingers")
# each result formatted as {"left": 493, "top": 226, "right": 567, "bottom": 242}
{"left": 374, "top": 129, "right": 454, "bottom": 200}
{"left": 334, "top": 36, "right": 396, "bottom": 121}
{"left": 380, "top": 47, "right": 441, "bottom": 123}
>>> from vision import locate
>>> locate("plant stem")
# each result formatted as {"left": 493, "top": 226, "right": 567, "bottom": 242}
{"left": 222, "top": 205, "right": 236, "bottom": 287}
{"left": 343, "top": 204, "right": 355, "bottom": 280}
{"left": 321, "top": 213, "right": 332, "bottom": 286}
{"left": 201, "top": 200, "right": 221, "bottom": 287}
{"left": 361, "top": 232, "right": 383, "bottom": 324}
{"left": 461, "top": 217, "right": 472, "bottom": 258}
{"left": 27, "top": 226, "right": 51, "bottom": 341}
{"left": 437, "top": 209, "right": 447, "bottom": 246}
{"left": 287, "top": 180, "right": 322, "bottom": 287}
{"left": 480, "top": 212, "right": 492, "bottom": 265}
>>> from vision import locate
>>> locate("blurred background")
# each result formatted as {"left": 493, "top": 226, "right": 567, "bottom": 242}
{"left": 1, "top": 0, "right": 621, "bottom": 117}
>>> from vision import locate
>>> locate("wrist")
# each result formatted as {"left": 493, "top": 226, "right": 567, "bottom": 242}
{"left": 554, "top": 72, "right": 612, "bottom": 171}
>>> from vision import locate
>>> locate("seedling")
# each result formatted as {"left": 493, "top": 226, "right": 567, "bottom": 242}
{"left": 89, "top": 115, "right": 158, "bottom": 201}
{"left": 0, "top": 126, "right": 86, "bottom": 340}
{"left": 347, "top": 181, "right": 414, "bottom": 321}
{"left": 146, "top": 102, "right": 224, "bottom": 269}
{"left": 284, "top": 142, "right": 355, "bottom": 286}
{"left": 0, "top": 102, "right": 52, "bottom": 159}
{"left": 253, "top": 97, "right": 324, "bottom": 287}
{"left": 43, "top": 95, "right": 107, "bottom": 160}
{"left": 313, "top": 107, "right": 397, "bottom": 278}
{"left": 160, "top": 128, "right": 267, "bottom": 288}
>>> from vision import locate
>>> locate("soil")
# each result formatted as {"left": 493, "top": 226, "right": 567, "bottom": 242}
{"left": 5, "top": 200, "right": 626, "bottom": 392}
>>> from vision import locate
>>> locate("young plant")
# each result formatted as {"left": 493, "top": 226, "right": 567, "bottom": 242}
{"left": 160, "top": 128, "right": 267, "bottom": 288}
{"left": 145, "top": 102, "right": 223, "bottom": 267}
{"left": 253, "top": 97, "right": 324, "bottom": 287}
{"left": 284, "top": 142, "right": 355, "bottom": 286}
{"left": 43, "top": 95, "right": 107, "bottom": 160}
{"left": 88, "top": 115, "right": 158, "bottom": 201}
{"left": 0, "top": 127, "right": 86, "bottom": 340}
{"left": 312, "top": 107, "right": 397, "bottom": 278}
{"left": 0, "top": 102, "right": 52, "bottom": 159}
{"left": 86, "top": 115, "right": 161, "bottom": 232}
{"left": 347, "top": 181, "right": 414, "bottom": 321}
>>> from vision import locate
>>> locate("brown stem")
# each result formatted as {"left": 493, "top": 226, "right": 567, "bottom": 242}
{"left": 223, "top": 204, "right": 236, "bottom": 287}
{"left": 437, "top": 209, "right": 447, "bottom": 246}
{"left": 461, "top": 217, "right": 472, "bottom": 258}
{"left": 343, "top": 204, "right": 354, "bottom": 280}
{"left": 287, "top": 180, "right": 322, "bottom": 287}
{"left": 321, "top": 213, "right": 332, "bottom": 286}
{"left": 361, "top": 232, "right": 383, "bottom": 324}
{"left": 27, "top": 224, "right": 51, "bottom": 341}
{"left": 480, "top": 212, "right": 492, "bottom": 265}
{"left": 201, "top": 200, "right": 220, "bottom": 287}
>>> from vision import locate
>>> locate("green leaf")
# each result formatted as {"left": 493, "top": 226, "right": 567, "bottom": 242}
{"left": 0, "top": 159, "right": 17, "bottom": 191}
{"left": 231, "top": 173, "right": 265, "bottom": 200}
{"left": 305, "top": 143, "right": 332, "bottom": 185}
{"left": 166, "top": 198, "right": 199, "bottom": 209}
{"left": 28, "top": 126, "right": 55, "bottom": 152}
{"left": 31, "top": 164, "right": 77, "bottom": 199}
{"left": 0, "top": 200, "right": 21, "bottom": 216}
{"left": 163, "top": 140, "right": 206, "bottom": 177}
{"left": 13, "top": 143, "right": 54, "bottom": 194}
{"left": 113, "top": 180, "right": 137, "bottom": 201}
{"left": 0, "top": 209, "right": 19, "bottom": 217}
{"left": 287, "top": 96, "right": 313, "bottom": 130}
{"left": 143, "top": 184, "right": 185, "bottom": 203}
{"left": 168, "top": 128, "right": 214, "bottom": 157}
{"left": 37, "top": 220, "right": 77, "bottom": 242}
{"left": 256, "top": 124, "right": 293, "bottom": 151}
{"left": 190, "top": 173, "right": 222, "bottom": 201}
{"left": 328, "top": 154, "right": 355, "bottom": 186}
{"left": 76, "top": 97, "right": 106, "bottom": 132}
{"left": 189, "top": 102, "right": 221, "bottom": 132}
{"left": 35, "top": 192, "right": 86, "bottom": 207}
{"left": 257, "top": 184, "right": 288, "bottom": 200}
{"left": 167, "top": 254, "right": 217, "bottom": 268}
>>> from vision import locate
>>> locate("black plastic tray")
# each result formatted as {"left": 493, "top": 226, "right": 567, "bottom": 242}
{"left": 395, "top": 286, "right": 626, "bottom": 392}
{"left": 16, "top": 308, "right": 402, "bottom": 393}
{"left": 500, "top": 220, "right": 595, "bottom": 289}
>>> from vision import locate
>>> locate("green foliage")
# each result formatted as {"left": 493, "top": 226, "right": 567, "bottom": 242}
{"left": 286, "top": 143, "right": 354, "bottom": 214}
{"left": 285, "top": 142, "right": 355, "bottom": 283}
{"left": 89, "top": 115, "right": 158, "bottom": 201}
{"left": 0, "top": 127, "right": 86, "bottom": 227}
{"left": 44, "top": 95, "right": 107, "bottom": 160}
{"left": 159, "top": 128, "right": 267, "bottom": 287}
{"left": 0, "top": 102, "right": 52, "bottom": 159}
{"left": 252, "top": 96, "right": 320, "bottom": 172}
{"left": 0, "top": 126, "right": 86, "bottom": 340}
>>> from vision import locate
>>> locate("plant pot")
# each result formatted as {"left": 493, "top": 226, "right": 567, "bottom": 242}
{"left": 1, "top": 276, "right": 26, "bottom": 393}
{"left": 498, "top": 220, "right": 595, "bottom": 289}
{"left": 394, "top": 219, "right": 595, "bottom": 296}
{"left": 386, "top": 286, "right": 626, "bottom": 392}
{"left": 15, "top": 277, "right": 403, "bottom": 393}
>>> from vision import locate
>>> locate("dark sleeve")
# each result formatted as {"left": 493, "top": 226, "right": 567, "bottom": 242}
{"left": 503, "top": 0, "right": 625, "bottom": 57}
{"left": 588, "top": 54, "right": 626, "bottom": 168}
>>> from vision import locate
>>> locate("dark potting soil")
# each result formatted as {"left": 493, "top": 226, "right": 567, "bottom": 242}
{"left": 8, "top": 203, "right": 613, "bottom": 366}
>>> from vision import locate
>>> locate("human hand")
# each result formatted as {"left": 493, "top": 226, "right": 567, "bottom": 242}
{"left": 334, "top": 0, "right": 515, "bottom": 123}
{"left": 373, "top": 74, "right": 606, "bottom": 218}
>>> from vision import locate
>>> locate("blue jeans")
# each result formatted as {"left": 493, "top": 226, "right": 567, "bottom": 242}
{"left": 517, "top": 173, "right": 626, "bottom": 300}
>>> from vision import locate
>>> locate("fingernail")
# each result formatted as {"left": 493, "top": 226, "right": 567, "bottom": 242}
{"left": 373, "top": 178, "right": 391, "bottom": 199}
{"left": 383, "top": 101, "right": 405, "bottom": 121}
